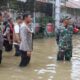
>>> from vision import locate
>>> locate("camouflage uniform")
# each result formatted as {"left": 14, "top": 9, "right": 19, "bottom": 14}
{"left": 56, "top": 24, "right": 73, "bottom": 61}
{"left": 67, "top": 25, "right": 73, "bottom": 57}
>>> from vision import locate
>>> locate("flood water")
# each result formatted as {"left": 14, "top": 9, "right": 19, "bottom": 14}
{"left": 0, "top": 35, "right": 80, "bottom": 80}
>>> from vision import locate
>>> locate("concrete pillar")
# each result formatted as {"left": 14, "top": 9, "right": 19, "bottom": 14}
{"left": 55, "top": 0, "right": 61, "bottom": 28}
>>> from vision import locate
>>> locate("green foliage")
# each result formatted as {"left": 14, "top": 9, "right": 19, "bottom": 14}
{"left": 36, "top": 16, "right": 55, "bottom": 27}
{"left": 0, "top": 0, "right": 17, "bottom": 10}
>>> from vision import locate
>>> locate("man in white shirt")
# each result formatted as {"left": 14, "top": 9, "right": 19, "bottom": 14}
{"left": 14, "top": 16, "right": 22, "bottom": 56}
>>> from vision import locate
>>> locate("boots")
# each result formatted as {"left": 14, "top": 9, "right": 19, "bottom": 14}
{"left": 0, "top": 50, "right": 2, "bottom": 64}
{"left": 15, "top": 45, "right": 21, "bottom": 56}
{"left": 19, "top": 51, "right": 29, "bottom": 67}
{"left": 57, "top": 51, "right": 64, "bottom": 61}
{"left": 27, "top": 56, "right": 31, "bottom": 64}
{"left": 65, "top": 50, "right": 71, "bottom": 61}
{"left": 19, "top": 57, "right": 27, "bottom": 67}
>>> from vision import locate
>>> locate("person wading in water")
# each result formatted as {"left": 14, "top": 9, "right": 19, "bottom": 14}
{"left": 19, "top": 13, "right": 33, "bottom": 67}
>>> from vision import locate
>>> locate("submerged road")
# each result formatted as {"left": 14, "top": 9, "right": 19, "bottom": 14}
{"left": 0, "top": 35, "right": 80, "bottom": 80}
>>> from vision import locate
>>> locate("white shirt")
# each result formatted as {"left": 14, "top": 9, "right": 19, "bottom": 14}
{"left": 14, "top": 23, "right": 20, "bottom": 34}
{"left": 13, "top": 23, "right": 20, "bottom": 45}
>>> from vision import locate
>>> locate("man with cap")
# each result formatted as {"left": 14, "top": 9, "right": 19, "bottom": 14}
{"left": 0, "top": 12, "right": 4, "bottom": 64}
{"left": 56, "top": 16, "right": 73, "bottom": 61}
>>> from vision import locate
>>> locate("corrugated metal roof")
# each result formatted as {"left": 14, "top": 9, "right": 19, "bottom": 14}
{"left": 37, "top": 0, "right": 80, "bottom": 9}
{"left": 66, "top": 0, "right": 80, "bottom": 9}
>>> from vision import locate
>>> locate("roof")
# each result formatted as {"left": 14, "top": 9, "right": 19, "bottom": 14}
{"left": 64, "top": 0, "right": 80, "bottom": 9}
{"left": 37, "top": 0, "right": 80, "bottom": 9}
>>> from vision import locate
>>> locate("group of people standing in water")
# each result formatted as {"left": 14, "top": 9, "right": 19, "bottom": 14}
{"left": 0, "top": 12, "right": 33, "bottom": 67}
{"left": 0, "top": 11, "right": 74, "bottom": 68}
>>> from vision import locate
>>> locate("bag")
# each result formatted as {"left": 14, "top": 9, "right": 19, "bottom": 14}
{"left": 13, "top": 28, "right": 20, "bottom": 43}
{"left": 13, "top": 30, "right": 17, "bottom": 42}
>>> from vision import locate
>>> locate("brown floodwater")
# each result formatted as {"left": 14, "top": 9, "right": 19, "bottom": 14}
{"left": 0, "top": 35, "right": 80, "bottom": 80}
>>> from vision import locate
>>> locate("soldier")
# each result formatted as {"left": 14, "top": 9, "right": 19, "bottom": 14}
{"left": 56, "top": 16, "right": 73, "bottom": 61}
{"left": 0, "top": 12, "right": 3, "bottom": 64}
{"left": 67, "top": 22, "right": 73, "bottom": 57}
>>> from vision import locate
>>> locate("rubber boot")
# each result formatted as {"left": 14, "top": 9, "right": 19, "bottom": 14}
{"left": 65, "top": 51, "right": 71, "bottom": 61}
{"left": 57, "top": 51, "right": 64, "bottom": 61}
{"left": 19, "top": 51, "right": 28, "bottom": 67}
{"left": 27, "top": 56, "right": 31, "bottom": 65}
{"left": 19, "top": 51, "right": 25, "bottom": 67}
{"left": 15, "top": 45, "right": 21, "bottom": 56}
{"left": 22, "top": 52, "right": 30, "bottom": 66}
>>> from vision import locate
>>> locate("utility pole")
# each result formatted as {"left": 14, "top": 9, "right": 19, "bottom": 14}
{"left": 7, "top": 0, "right": 10, "bottom": 9}
{"left": 52, "top": 0, "right": 55, "bottom": 23}
{"left": 55, "top": 0, "right": 61, "bottom": 28}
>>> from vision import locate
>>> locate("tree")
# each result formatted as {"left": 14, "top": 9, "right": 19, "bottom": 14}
{"left": 0, "top": 0, "right": 17, "bottom": 10}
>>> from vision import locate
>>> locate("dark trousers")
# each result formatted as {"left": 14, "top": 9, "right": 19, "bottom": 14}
{"left": 19, "top": 50, "right": 31, "bottom": 67}
{"left": 3, "top": 40, "right": 13, "bottom": 52}
{"left": 14, "top": 45, "right": 21, "bottom": 56}
{"left": 0, "top": 50, "right": 2, "bottom": 64}
{"left": 57, "top": 49, "right": 72, "bottom": 61}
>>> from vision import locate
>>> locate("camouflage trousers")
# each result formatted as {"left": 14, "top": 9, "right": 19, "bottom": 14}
{"left": 57, "top": 48, "right": 72, "bottom": 61}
